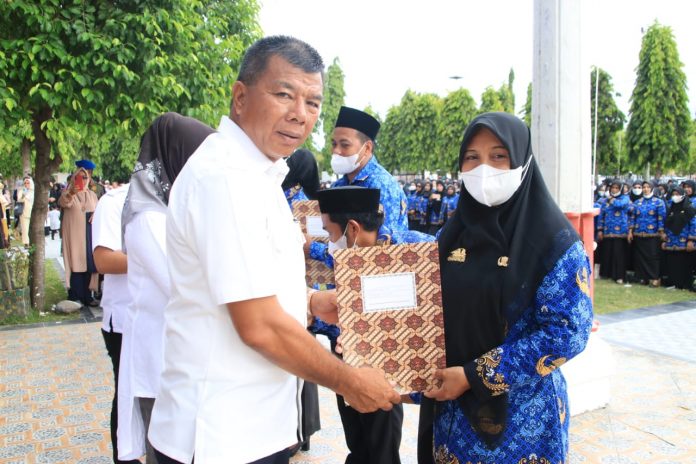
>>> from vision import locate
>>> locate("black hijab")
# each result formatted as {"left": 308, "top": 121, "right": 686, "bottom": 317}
{"left": 122, "top": 112, "right": 215, "bottom": 237}
{"left": 665, "top": 186, "right": 696, "bottom": 235}
{"left": 281, "top": 148, "right": 320, "bottom": 199}
{"left": 629, "top": 180, "right": 643, "bottom": 202}
{"left": 684, "top": 180, "right": 696, "bottom": 198}
{"left": 433, "top": 112, "right": 579, "bottom": 449}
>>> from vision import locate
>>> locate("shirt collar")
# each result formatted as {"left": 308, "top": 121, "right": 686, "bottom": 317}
{"left": 217, "top": 116, "right": 289, "bottom": 185}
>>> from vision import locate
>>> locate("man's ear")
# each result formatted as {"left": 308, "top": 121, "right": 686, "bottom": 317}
{"left": 347, "top": 218, "right": 362, "bottom": 246}
{"left": 231, "top": 81, "right": 247, "bottom": 118}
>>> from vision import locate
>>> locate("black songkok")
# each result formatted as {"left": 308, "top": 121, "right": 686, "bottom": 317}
{"left": 334, "top": 106, "right": 380, "bottom": 141}
{"left": 316, "top": 186, "right": 380, "bottom": 214}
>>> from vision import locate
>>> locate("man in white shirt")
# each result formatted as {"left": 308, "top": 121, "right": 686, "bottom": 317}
{"left": 91, "top": 183, "right": 140, "bottom": 464}
{"left": 148, "top": 36, "right": 400, "bottom": 464}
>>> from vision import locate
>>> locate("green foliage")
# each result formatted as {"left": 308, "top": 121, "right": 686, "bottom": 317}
{"left": 0, "top": 0, "right": 261, "bottom": 308}
{"left": 379, "top": 91, "right": 442, "bottom": 174}
{"left": 521, "top": 82, "right": 532, "bottom": 126}
{"left": 625, "top": 22, "right": 691, "bottom": 175}
{"left": 479, "top": 86, "right": 505, "bottom": 113}
{"left": 318, "top": 57, "right": 346, "bottom": 171}
{"left": 436, "top": 88, "right": 477, "bottom": 172}
{"left": 591, "top": 68, "right": 625, "bottom": 176}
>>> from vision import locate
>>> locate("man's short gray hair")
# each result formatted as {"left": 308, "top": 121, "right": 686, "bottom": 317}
{"left": 237, "top": 36, "right": 324, "bottom": 85}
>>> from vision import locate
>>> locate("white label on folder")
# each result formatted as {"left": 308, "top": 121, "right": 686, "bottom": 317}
{"left": 361, "top": 272, "right": 418, "bottom": 313}
{"left": 305, "top": 216, "right": 329, "bottom": 237}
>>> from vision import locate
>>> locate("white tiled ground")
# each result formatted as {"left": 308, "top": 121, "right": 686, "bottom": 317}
{"left": 598, "top": 308, "right": 696, "bottom": 363}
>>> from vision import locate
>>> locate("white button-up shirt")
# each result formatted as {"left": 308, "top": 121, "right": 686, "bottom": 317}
{"left": 91, "top": 184, "right": 131, "bottom": 334}
{"left": 148, "top": 116, "right": 307, "bottom": 464}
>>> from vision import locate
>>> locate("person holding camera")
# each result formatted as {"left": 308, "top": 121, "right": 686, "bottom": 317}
{"left": 59, "top": 161, "right": 99, "bottom": 306}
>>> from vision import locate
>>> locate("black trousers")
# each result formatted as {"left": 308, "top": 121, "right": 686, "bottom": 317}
{"left": 69, "top": 271, "right": 92, "bottom": 305}
{"left": 153, "top": 447, "right": 290, "bottom": 464}
{"left": 336, "top": 394, "right": 403, "bottom": 464}
{"left": 102, "top": 329, "right": 141, "bottom": 464}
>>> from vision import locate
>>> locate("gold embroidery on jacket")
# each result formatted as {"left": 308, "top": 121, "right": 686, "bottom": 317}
{"left": 475, "top": 348, "right": 509, "bottom": 396}
{"left": 448, "top": 248, "right": 466, "bottom": 262}
{"left": 517, "top": 454, "right": 552, "bottom": 464}
{"left": 576, "top": 268, "right": 590, "bottom": 297}
{"left": 536, "top": 355, "right": 567, "bottom": 376}
{"left": 434, "top": 445, "right": 460, "bottom": 464}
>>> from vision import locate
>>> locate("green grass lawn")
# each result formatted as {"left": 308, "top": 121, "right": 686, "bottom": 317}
{"left": 593, "top": 278, "right": 696, "bottom": 314}
{"left": 0, "top": 259, "right": 79, "bottom": 326}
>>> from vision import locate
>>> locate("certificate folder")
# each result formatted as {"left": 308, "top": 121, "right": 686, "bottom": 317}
{"left": 333, "top": 242, "right": 446, "bottom": 393}
{"left": 291, "top": 200, "right": 334, "bottom": 289}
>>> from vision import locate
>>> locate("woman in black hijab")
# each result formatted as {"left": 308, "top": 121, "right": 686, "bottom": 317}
{"left": 282, "top": 148, "right": 320, "bottom": 205}
{"left": 418, "top": 113, "right": 593, "bottom": 463}
{"left": 661, "top": 186, "right": 696, "bottom": 289}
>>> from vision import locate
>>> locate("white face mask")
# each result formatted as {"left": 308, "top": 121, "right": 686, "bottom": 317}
{"left": 331, "top": 143, "right": 366, "bottom": 175}
{"left": 672, "top": 195, "right": 684, "bottom": 204}
{"left": 459, "top": 156, "right": 532, "bottom": 207}
{"left": 327, "top": 234, "right": 347, "bottom": 256}
{"left": 644, "top": 191, "right": 653, "bottom": 199}
{"left": 604, "top": 190, "right": 611, "bottom": 198}
{"left": 632, "top": 188, "right": 642, "bottom": 196}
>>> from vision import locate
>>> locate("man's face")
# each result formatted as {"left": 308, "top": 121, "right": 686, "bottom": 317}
{"left": 331, "top": 127, "right": 369, "bottom": 159}
{"left": 231, "top": 55, "right": 323, "bottom": 160}
{"left": 320, "top": 214, "right": 376, "bottom": 248}
{"left": 321, "top": 213, "right": 345, "bottom": 244}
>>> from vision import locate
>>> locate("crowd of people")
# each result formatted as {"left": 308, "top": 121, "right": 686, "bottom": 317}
{"left": 594, "top": 177, "right": 696, "bottom": 290}
{"left": 6, "top": 35, "right": 599, "bottom": 464}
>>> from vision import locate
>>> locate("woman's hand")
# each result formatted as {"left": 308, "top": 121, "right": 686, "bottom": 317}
{"left": 424, "top": 366, "right": 470, "bottom": 401}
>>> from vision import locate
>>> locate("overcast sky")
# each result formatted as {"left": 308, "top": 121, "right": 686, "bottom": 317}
{"left": 258, "top": 0, "right": 695, "bottom": 120}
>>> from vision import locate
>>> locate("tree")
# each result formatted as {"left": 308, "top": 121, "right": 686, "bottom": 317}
{"left": 521, "top": 83, "right": 532, "bottom": 126}
{"left": 317, "top": 57, "right": 346, "bottom": 171}
{"left": 379, "top": 91, "right": 442, "bottom": 174}
{"left": 1, "top": 0, "right": 260, "bottom": 309}
{"left": 479, "top": 86, "right": 505, "bottom": 113}
{"left": 591, "top": 68, "right": 625, "bottom": 175}
{"left": 436, "top": 88, "right": 477, "bottom": 172}
{"left": 625, "top": 22, "right": 691, "bottom": 175}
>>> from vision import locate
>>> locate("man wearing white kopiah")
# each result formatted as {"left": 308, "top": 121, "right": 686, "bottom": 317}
{"left": 148, "top": 36, "right": 400, "bottom": 464}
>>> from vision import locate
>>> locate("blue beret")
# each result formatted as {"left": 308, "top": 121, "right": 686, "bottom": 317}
{"left": 75, "top": 159, "right": 96, "bottom": 170}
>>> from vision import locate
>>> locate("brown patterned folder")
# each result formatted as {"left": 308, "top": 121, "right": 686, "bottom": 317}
{"left": 291, "top": 200, "right": 334, "bottom": 289}
{"left": 333, "top": 242, "right": 446, "bottom": 393}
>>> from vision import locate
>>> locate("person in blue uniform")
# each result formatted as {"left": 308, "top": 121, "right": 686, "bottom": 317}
{"left": 415, "top": 112, "right": 592, "bottom": 464}
{"left": 416, "top": 182, "right": 432, "bottom": 233}
{"left": 598, "top": 179, "right": 631, "bottom": 283}
{"left": 441, "top": 184, "right": 459, "bottom": 221}
{"left": 407, "top": 182, "right": 421, "bottom": 230}
{"left": 316, "top": 186, "right": 434, "bottom": 464}
{"left": 662, "top": 186, "right": 696, "bottom": 290}
{"left": 629, "top": 180, "right": 666, "bottom": 287}
{"left": 307, "top": 106, "right": 408, "bottom": 267}
{"left": 282, "top": 148, "right": 320, "bottom": 206}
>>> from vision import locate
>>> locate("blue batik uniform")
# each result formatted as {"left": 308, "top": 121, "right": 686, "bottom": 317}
{"left": 594, "top": 197, "right": 607, "bottom": 240}
{"left": 441, "top": 193, "right": 459, "bottom": 221}
{"left": 310, "top": 156, "right": 409, "bottom": 267}
{"left": 600, "top": 194, "right": 630, "bottom": 237}
{"left": 407, "top": 192, "right": 420, "bottom": 224}
{"left": 663, "top": 200, "right": 696, "bottom": 250}
{"left": 630, "top": 196, "right": 666, "bottom": 237}
{"left": 413, "top": 241, "right": 592, "bottom": 464}
{"left": 417, "top": 195, "right": 430, "bottom": 228}
{"left": 284, "top": 184, "right": 309, "bottom": 207}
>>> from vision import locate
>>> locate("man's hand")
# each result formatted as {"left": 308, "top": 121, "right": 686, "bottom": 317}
{"left": 339, "top": 366, "right": 401, "bottom": 413}
{"left": 309, "top": 289, "right": 338, "bottom": 324}
{"left": 424, "top": 366, "right": 470, "bottom": 401}
{"left": 627, "top": 230, "right": 633, "bottom": 243}
{"left": 687, "top": 241, "right": 695, "bottom": 252}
